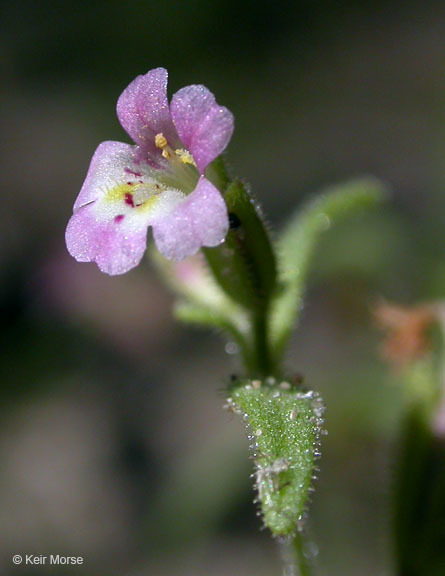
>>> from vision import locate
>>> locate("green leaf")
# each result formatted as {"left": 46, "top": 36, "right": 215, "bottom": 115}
{"left": 229, "top": 379, "right": 324, "bottom": 536}
{"left": 271, "top": 177, "right": 389, "bottom": 360}
{"left": 203, "top": 179, "right": 277, "bottom": 311}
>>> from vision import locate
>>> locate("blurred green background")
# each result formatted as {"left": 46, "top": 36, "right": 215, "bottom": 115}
{"left": 1, "top": 1, "right": 445, "bottom": 574}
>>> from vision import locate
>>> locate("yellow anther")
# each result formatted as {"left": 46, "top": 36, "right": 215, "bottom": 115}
{"left": 174, "top": 148, "right": 196, "bottom": 166}
{"left": 161, "top": 148, "right": 172, "bottom": 159}
{"left": 155, "top": 133, "right": 168, "bottom": 149}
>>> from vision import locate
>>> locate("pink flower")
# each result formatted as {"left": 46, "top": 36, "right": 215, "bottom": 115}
{"left": 66, "top": 68, "right": 234, "bottom": 275}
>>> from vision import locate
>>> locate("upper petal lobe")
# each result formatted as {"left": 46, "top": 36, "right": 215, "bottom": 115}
{"left": 171, "top": 85, "right": 234, "bottom": 173}
{"left": 116, "top": 68, "right": 179, "bottom": 153}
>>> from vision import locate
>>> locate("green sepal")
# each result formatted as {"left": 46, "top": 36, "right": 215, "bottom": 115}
{"left": 203, "top": 180, "right": 277, "bottom": 311}
{"left": 204, "top": 155, "right": 231, "bottom": 193}
{"left": 228, "top": 378, "right": 324, "bottom": 536}
{"left": 271, "top": 177, "right": 389, "bottom": 360}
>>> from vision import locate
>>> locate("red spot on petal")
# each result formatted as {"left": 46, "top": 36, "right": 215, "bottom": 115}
{"left": 126, "top": 181, "right": 134, "bottom": 186}
{"left": 124, "top": 193, "right": 134, "bottom": 207}
{"left": 115, "top": 214, "right": 125, "bottom": 223}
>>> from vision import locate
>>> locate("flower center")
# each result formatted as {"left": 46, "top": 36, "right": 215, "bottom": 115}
{"left": 154, "top": 133, "right": 196, "bottom": 167}
{"left": 104, "top": 180, "right": 166, "bottom": 213}
{"left": 154, "top": 132, "right": 199, "bottom": 193}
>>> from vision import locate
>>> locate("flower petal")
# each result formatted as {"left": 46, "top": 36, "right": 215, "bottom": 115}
{"left": 116, "top": 68, "right": 179, "bottom": 153}
{"left": 68, "top": 170, "right": 185, "bottom": 275}
{"left": 152, "top": 176, "right": 229, "bottom": 260}
{"left": 171, "top": 85, "right": 234, "bottom": 173}
{"left": 74, "top": 141, "right": 144, "bottom": 211}
{"left": 65, "top": 202, "right": 149, "bottom": 275}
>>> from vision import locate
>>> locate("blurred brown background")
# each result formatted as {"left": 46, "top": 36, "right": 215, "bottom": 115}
{"left": 1, "top": 1, "right": 445, "bottom": 574}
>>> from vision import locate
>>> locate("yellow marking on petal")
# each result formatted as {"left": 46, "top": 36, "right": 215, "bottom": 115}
{"left": 104, "top": 183, "right": 134, "bottom": 204}
{"left": 175, "top": 148, "right": 196, "bottom": 166}
{"left": 135, "top": 194, "right": 160, "bottom": 213}
{"left": 103, "top": 182, "right": 162, "bottom": 213}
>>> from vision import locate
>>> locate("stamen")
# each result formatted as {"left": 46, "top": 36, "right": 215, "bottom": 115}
{"left": 175, "top": 148, "right": 196, "bottom": 167}
{"left": 155, "top": 132, "right": 172, "bottom": 159}
{"left": 155, "top": 133, "right": 168, "bottom": 149}
{"left": 153, "top": 133, "right": 199, "bottom": 194}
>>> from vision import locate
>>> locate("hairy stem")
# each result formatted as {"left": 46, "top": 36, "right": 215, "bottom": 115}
{"left": 281, "top": 533, "right": 313, "bottom": 576}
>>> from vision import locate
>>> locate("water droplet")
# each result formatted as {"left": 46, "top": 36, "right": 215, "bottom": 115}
{"left": 225, "top": 342, "right": 239, "bottom": 355}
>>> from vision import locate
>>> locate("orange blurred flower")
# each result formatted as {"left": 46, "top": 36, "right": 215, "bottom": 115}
{"left": 374, "top": 301, "right": 438, "bottom": 368}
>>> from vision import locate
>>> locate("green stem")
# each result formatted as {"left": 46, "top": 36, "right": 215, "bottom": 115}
{"left": 281, "top": 533, "right": 313, "bottom": 576}
{"left": 252, "top": 307, "right": 274, "bottom": 377}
